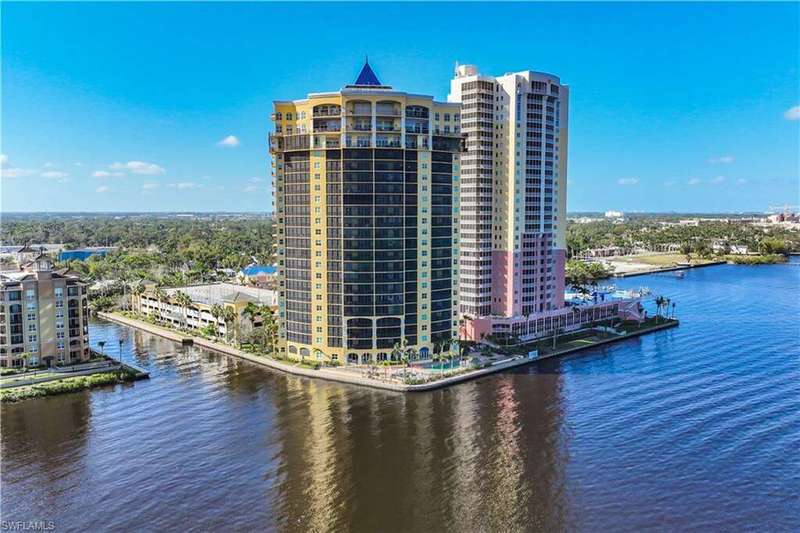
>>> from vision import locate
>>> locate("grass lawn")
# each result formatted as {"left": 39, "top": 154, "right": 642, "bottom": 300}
{"left": 608, "top": 253, "right": 714, "bottom": 266}
{"left": 0, "top": 371, "right": 61, "bottom": 383}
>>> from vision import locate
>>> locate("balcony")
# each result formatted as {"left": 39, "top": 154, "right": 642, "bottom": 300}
{"left": 405, "top": 108, "right": 429, "bottom": 119}
{"left": 313, "top": 106, "right": 341, "bottom": 118}
{"left": 313, "top": 125, "right": 341, "bottom": 133}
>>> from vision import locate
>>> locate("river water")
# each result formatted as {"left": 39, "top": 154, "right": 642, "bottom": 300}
{"left": 2, "top": 260, "right": 799, "bottom": 532}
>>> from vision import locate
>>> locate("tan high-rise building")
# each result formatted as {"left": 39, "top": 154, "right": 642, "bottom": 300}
{"left": 0, "top": 255, "right": 90, "bottom": 368}
{"left": 269, "top": 61, "right": 463, "bottom": 365}
{"left": 449, "top": 65, "right": 571, "bottom": 340}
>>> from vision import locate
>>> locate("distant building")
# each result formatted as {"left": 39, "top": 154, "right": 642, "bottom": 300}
{"left": 239, "top": 264, "right": 278, "bottom": 288}
{"left": 58, "top": 247, "right": 116, "bottom": 262}
{"left": 1, "top": 256, "right": 90, "bottom": 368}
{"left": 133, "top": 283, "right": 278, "bottom": 339}
{"left": 604, "top": 210, "right": 624, "bottom": 219}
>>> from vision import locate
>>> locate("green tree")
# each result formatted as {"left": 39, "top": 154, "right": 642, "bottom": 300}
{"left": 173, "top": 291, "right": 193, "bottom": 330}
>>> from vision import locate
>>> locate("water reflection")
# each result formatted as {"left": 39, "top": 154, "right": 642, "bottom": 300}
{"left": 1, "top": 260, "right": 798, "bottom": 531}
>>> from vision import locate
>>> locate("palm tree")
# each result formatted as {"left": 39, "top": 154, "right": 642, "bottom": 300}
{"left": 222, "top": 307, "right": 237, "bottom": 344}
{"left": 173, "top": 291, "right": 193, "bottom": 330}
{"left": 671, "top": 301, "right": 677, "bottom": 319}
{"left": 241, "top": 302, "right": 260, "bottom": 348}
{"left": 131, "top": 282, "right": 145, "bottom": 313}
{"left": 19, "top": 351, "right": 31, "bottom": 372}
{"left": 391, "top": 342, "right": 402, "bottom": 365}
{"left": 153, "top": 286, "right": 168, "bottom": 323}
{"left": 654, "top": 296, "right": 666, "bottom": 322}
{"left": 209, "top": 304, "right": 224, "bottom": 339}
{"left": 258, "top": 305, "right": 278, "bottom": 354}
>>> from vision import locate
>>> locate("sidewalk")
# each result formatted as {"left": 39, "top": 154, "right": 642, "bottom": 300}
{"left": 98, "top": 312, "right": 679, "bottom": 392}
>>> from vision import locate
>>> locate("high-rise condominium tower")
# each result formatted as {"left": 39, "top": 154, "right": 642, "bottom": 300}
{"left": 449, "top": 65, "right": 570, "bottom": 340}
{"left": 269, "top": 61, "right": 462, "bottom": 365}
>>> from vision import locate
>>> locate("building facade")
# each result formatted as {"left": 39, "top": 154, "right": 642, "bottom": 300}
{"left": 269, "top": 62, "right": 462, "bottom": 365}
{"left": 449, "top": 64, "right": 572, "bottom": 340}
{"left": 134, "top": 283, "right": 278, "bottom": 341}
{"left": 0, "top": 256, "right": 90, "bottom": 367}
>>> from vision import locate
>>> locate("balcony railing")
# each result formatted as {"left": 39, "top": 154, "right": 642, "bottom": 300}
{"left": 405, "top": 109, "right": 429, "bottom": 119}
{"left": 313, "top": 108, "right": 341, "bottom": 118}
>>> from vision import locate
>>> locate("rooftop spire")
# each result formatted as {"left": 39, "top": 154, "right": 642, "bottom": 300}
{"left": 354, "top": 58, "right": 382, "bottom": 86}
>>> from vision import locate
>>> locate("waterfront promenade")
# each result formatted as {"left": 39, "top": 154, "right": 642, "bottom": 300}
{"left": 98, "top": 311, "right": 678, "bottom": 392}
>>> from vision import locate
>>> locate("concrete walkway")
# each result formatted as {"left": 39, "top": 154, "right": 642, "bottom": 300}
{"left": 98, "top": 312, "right": 678, "bottom": 392}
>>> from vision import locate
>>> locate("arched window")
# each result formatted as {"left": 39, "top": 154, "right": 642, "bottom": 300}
{"left": 376, "top": 317, "right": 401, "bottom": 328}
{"left": 288, "top": 345, "right": 298, "bottom": 354}
{"left": 376, "top": 100, "right": 400, "bottom": 116}
{"left": 347, "top": 100, "right": 371, "bottom": 116}
{"left": 299, "top": 347, "right": 310, "bottom": 357}
{"left": 347, "top": 318, "right": 372, "bottom": 329}
{"left": 377, "top": 352, "right": 388, "bottom": 362}
{"left": 313, "top": 104, "right": 341, "bottom": 117}
{"left": 347, "top": 353, "right": 359, "bottom": 363}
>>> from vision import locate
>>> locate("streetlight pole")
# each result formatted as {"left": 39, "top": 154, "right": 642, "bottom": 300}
{"left": 118, "top": 337, "right": 125, "bottom": 376}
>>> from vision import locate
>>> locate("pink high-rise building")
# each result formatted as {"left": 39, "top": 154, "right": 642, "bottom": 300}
{"left": 449, "top": 65, "right": 577, "bottom": 341}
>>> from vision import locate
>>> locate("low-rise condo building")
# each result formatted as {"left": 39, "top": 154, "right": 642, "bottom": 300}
{"left": 269, "top": 61, "right": 462, "bottom": 365}
{"left": 133, "top": 282, "right": 278, "bottom": 341}
{"left": 0, "top": 256, "right": 90, "bottom": 367}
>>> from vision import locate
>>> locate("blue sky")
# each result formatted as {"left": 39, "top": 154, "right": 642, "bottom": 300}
{"left": 2, "top": 2, "right": 798, "bottom": 213}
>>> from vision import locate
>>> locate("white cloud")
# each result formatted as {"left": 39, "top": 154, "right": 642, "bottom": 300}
{"left": 142, "top": 183, "right": 160, "bottom": 190}
{"left": 96, "top": 185, "right": 110, "bottom": 193}
{"left": 784, "top": 105, "right": 800, "bottom": 121}
{"left": 664, "top": 180, "right": 676, "bottom": 187}
{"left": 1, "top": 167, "right": 34, "bottom": 178}
{"left": 168, "top": 182, "right": 202, "bottom": 190}
{"left": 109, "top": 160, "right": 165, "bottom": 175}
{"left": 736, "top": 178, "right": 748, "bottom": 185}
{"left": 243, "top": 184, "right": 266, "bottom": 193}
{"left": 0, "top": 155, "right": 34, "bottom": 179}
{"left": 617, "top": 177, "right": 639, "bottom": 186}
{"left": 708, "top": 155, "right": 734, "bottom": 164}
{"left": 41, "top": 170, "right": 69, "bottom": 179}
{"left": 688, "top": 178, "right": 701, "bottom": 185}
{"left": 92, "top": 170, "right": 124, "bottom": 178}
{"left": 710, "top": 175, "right": 726, "bottom": 184}
{"left": 217, "top": 135, "right": 240, "bottom": 147}
{"left": 249, "top": 176, "right": 265, "bottom": 182}
{"left": 43, "top": 162, "right": 55, "bottom": 168}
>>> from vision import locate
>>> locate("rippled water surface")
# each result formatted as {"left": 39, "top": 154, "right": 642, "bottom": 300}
{"left": 2, "top": 260, "right": 799, "bottom": 532}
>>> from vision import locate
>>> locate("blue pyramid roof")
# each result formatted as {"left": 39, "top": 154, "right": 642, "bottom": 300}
{"left": 354, "top": 60, "right": 382, "bottom": 86}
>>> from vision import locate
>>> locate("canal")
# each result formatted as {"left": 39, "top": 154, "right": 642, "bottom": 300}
{"left": 2, "top": 259, "right": 798, "bottom": 531}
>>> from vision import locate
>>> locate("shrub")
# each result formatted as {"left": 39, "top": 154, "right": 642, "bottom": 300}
{"left": 0, "top": 370, "right": 136, "bottom": 403}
